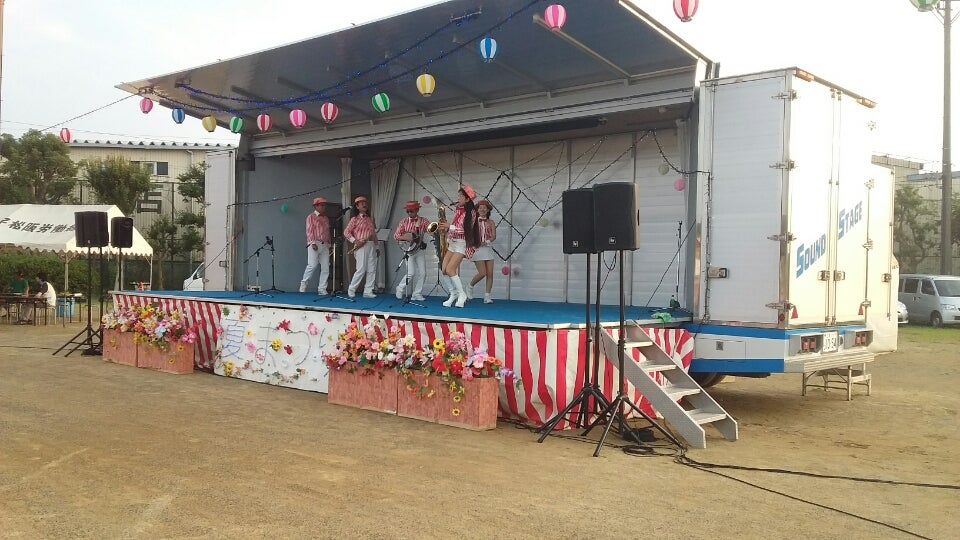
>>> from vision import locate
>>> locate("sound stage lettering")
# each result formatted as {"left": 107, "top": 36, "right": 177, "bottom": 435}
{"left": 213, "top": 304, "right": 348, "bottom": 393}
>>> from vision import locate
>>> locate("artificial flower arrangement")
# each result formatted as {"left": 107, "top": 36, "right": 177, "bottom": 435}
{"left": 324, "top": 319, "right": 424, "bottom": 376}
{"left": 102, "top": 303, "right": 197, "bottom": 351}
{"left": 324, "top": 321, "right": 517, "bottom": 400}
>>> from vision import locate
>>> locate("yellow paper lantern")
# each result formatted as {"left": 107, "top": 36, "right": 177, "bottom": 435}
{"left": 416, "top": 73, "right": 436, "bottom": 97}
{"left": 202, "top": 115, "right": 217, "bottom": 132}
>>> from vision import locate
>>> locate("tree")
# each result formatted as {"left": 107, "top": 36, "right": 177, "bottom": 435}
{"left": 145, "top": 216, "right": 180, "bottom": 289}
{"left": 894, "top": 185, "right": 939, "bottom": 272}
{"left": 80, "top": 156, "right": 154, "bottom": 215}
{"left": 174, "top": 163, "right": 206, "bottom": 258}
{"left": 0, "top": 130, "right": 78, "bottom": 204}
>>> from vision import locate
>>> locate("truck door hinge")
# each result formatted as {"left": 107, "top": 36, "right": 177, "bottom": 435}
{"left": 773, "top": 90, "right": 798, "bottom": 100}
{"left": 865, "top": 179, "right": 875, "bottom": 189}
{"left": 770, "top": 160, "right": 796, "bottom": 170}
{"left": 818, "top": 270, "right": 831, "bottom": 281}
{"left": 765, "top": 301, "right": 794, "bottom": 311}
{"left": 862, "top": 240, "right": 873, "bottom": 250}
{"left": 882, "top": 273, "right": 892, "bottom": 283}
{"left": 834, "top": 270, "right": 846, "bottom": 281}
{"left": 767, "top": 233, "right": 795, "bottom": 242}
{"left": 861, "top": 299, "right": 872, "bottom": 308}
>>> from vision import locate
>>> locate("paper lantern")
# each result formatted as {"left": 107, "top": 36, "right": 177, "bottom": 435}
{"left": 59, "top": 128, "right": 71, "bottom": 143}
{"left": 320, "top": 102, "right": 339, "bottom": 124}
{"left": 256, "top": 113, "right": 273, "bottom": 132}
{"left": 372, "top": 93, "right": 390, "bottom": 113}
{"left": 201, "top": 115, "right": 217, "bottom": 132}
{"left": 673, "top": 0, "right": 698, "bottom": 22}
{"left": 478, "top": 37, "right": 498, "bottom": 62}
{"left": 229, "top": 116, "right": 244, "bottom": 133}
{"left": 674, "top": 178, "right": 687, "bottom": 191}
{"left": 290, "top": 109, "right": 307, "bottom": 128}
{"left": 658, "top": 162, "right": 670, "bottom": 175}
{"left": 280, "top": 204, "right": 289, "bottom": 213}
{"left": 416, "top": 74, "right": 436, "bottom": 97}
{"left": 171, "top": 108, "right": 185, "bottom": 124}
{"left": 139, "top": 97, "right": 154, "bottom": 114}
{"left": 501, "top": 265, "right": 510, "bottom": 276}
{"left": 422, "top": 195, "right": 432, "bottom": 204}
{"left": 544, "top": 4, "right": 567, "bottom": 30}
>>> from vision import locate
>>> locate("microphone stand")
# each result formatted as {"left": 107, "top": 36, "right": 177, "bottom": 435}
{"left": 316, "top": 207, "right": 354, "bottom": 303}
{"left": 240, "top": 238, "right": 272, "bottom": 298}
{"left": 262, "top": 236, "right": 283, "bottom": 294}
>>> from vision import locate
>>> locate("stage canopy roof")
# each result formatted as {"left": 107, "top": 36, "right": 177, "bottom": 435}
{"left": 0, "top": 205, "right": 153, "bottom": 259}
{"left": 118, "top": 0, "right": 713, "bottom": 156}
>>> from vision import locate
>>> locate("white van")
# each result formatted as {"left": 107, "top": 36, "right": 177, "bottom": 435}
{"left": 898, "top": 274, "right": 960, "bottom": 327}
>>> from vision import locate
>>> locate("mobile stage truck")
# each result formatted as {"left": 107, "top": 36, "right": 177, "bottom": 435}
{"left": 120, "top": 1, "right": 896, "bottom": 444}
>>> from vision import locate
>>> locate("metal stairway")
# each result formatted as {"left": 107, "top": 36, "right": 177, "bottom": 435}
{"left": 597, "top": 322, "right": 738, "bottom": 448}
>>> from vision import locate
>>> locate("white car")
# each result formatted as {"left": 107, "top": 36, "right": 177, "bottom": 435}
{"left": 897, "top": 301, "right": 909, "bottom": 325}
{"left": 183, "top": 264, "right": 204, "bottom": 291}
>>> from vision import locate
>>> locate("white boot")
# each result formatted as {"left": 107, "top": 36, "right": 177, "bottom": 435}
{"left": 465, "top": 281, "right": 474, "bottom": 300}
{"left": 450, "top": 275, "right": 468, "bottom": 308}
{"left": 441, "top": 275, "right": 457, "bottom": 307}
{"left": 484, "top": 293, "right": 493, "bottom": 304}
{"left": 299, "top": 281, "right": 307, "bottom": 293}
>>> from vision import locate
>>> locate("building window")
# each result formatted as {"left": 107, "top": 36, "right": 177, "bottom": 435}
{"left": 156, "top": 162, "right": 169, "bottom": 176}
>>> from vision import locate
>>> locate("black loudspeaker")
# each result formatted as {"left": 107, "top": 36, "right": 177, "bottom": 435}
{"left": 562, "top": 188, "right": 596, "bottom": 254}
{"left": 74, "top": 211, "right": 109, "bottom": 248}
{"left": 111, "top": 217, "right": 134, "bottom": 248}
{"left": 593, "top": 182, "right": 639, "bottom": 251}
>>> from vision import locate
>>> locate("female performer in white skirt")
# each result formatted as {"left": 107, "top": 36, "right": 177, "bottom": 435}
{"left": 468, "top": 199, "right": 496, "bottom": 304}
{"left": 437, "top": 185, "right": 480, "bottom": 308}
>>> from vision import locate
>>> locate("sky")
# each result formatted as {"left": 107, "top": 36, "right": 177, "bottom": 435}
{"left": 1, "top": 0, "right": 955, "bottom": 170}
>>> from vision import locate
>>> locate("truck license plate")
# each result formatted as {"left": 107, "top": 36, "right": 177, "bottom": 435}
{"left": 822, "top": 331, "right": 839, "bottom": 353}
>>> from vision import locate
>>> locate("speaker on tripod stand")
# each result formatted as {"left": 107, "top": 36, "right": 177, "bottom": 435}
{"left": 56, "top": 211, "right": 110, "bottom": 356}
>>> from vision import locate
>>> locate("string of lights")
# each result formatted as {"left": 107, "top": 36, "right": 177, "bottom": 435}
{"left": 154, "top": 0, "right": 544, "bottom": 116}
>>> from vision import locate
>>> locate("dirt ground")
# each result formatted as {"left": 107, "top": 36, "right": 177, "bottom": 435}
{"left": 1, "top": 321, "right": 957, "bottom": 539}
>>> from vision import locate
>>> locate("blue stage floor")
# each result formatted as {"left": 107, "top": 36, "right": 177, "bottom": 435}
{"left": 125, "top": 290, "right": 691, "bottom": 329}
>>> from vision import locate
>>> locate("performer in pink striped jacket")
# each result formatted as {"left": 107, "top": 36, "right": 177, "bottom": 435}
{"left": 393, "top": 201, "right": 431, "bottom": 301}
{"left": 299, "top": 197, "right": 331, "bottom": 294}
{"left": 343, "top": 195, "right": 378, "bottom": 298}
{"left": 468, "top": 199, "right": 497, "bottom": 303}
{"left": 437, "top": 185, "right": 480, "bottom": 308}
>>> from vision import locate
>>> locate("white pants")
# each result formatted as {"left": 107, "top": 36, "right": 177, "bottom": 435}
{"left": 300, "top": 243, "right": 330, "bottom": 292}
{"left": 348, "top": 242, "right": 378, "bottom": 295}
{"left": 398, "top": 250, "right": 426, "bottom": 297}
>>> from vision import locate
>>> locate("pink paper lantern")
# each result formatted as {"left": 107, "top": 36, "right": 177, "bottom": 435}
{"left": 257, "top": 113, "right": 273, "bottom": 132}
{"left": 289, "top": 109, "right": 307, "bottom": 128}
{"left": 422, "top": 195, "right": 432, "bottom": 204}
{"left": 673, "top": 0, "right": 698, "bottom": 22}
{"left": 139, "top": 97, "right": 154, "bottom": 114}
{"left": 59, "top": 128, "right": 71, "bottom": 143}
{"left": 674, "top": 178, "right": 686, "bottom": 191}
{"left": 501, "top": 266, "right": 510, "bottom": 276}
{"left": 544, "top": 4, "right": 567, "bottom": 30}
{"left": 320, "top": 102, "right": 339, "bottom": 124}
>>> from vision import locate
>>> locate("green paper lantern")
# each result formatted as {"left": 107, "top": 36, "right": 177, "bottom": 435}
{"left": 280, "top": 203, "right": 289, "bottom": 213}
{"left": 229, "top": 116, "right": 244, "bottom": 133}
{"left": 372, "top": 92, "right": 390, "bottom": 113}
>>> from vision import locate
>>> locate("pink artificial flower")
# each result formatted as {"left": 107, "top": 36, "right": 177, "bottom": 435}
{"left": 284, "top": 344, "right": 293, "bottom": 354}
{"left": 246, "top": 342, "right": 256, "bottom": 353}
{"left": 277, "top": 319, "right": 291, "bottom": 332}
{"left": 307, "top": 322, "right": 319, "bottom": 336}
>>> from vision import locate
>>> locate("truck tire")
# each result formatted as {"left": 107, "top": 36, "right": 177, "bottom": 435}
{"left": 691, "top": 372, "right": 726, "bottom": 388}
{"left": 931, "top": 312, "right": 943, "bottom": 328}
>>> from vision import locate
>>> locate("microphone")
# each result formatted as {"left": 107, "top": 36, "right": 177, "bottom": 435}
{"left": 266, "top": 235, "right": 274, "bottom": 246}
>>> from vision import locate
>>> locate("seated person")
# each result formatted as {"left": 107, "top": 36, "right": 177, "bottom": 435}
{"left": 19, "top": 271, "right": 56, "bottom": 324}
{"left": 2, "top": 270, "right": 30, "bottom": 319}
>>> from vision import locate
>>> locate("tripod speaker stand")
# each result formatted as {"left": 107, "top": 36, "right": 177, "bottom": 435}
{"left": 580, "top": 250, "right": 683, "bottom": 456}
{"left": 55, "top": 246, "right": 103, "bottom": 356}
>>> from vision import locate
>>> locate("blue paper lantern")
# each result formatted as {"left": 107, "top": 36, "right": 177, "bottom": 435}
{"left": 171, "top": 108, "right": 185, "bottom": 124}
{"left": 478, "top": 37, "right": 498, "bottom": 62}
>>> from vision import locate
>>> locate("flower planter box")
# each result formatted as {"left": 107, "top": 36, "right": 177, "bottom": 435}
{"left": 396, "top": 371, "right": 438, "bottom": 423}
{"left": 103, "top": 331, "right": 137, "bottom": 367}
{"left": 357, "top": 369, "right": 399, "bottom": 414}
{"left": 437, "top": 377, "right": 499, "bottom": 431}
{"left": 328, "top": 369, "right": 400, "bottom": 414}
{"left": 137, "top": 343, "right": 195, "bottom": 374}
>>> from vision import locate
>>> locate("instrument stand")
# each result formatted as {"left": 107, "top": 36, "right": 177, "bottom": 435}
{"left": 55, "top": 246, "right": 103, "bottom": 356}
{"left": 580, "top": 250, "right": 683, "bottom": 457}
{"left": 538, "top": 252, "right": 609, "bottom": 441}
{"left": 392, "top": 250, "right": 426, "bottom": 309}
{"left": 240, "top": 240, "right": 275, "bottom": 298}
{"left": 316, "top": 211, "right": 354, "bottom": 303}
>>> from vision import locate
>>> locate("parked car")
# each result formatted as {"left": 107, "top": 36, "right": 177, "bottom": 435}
{"left": 898, "top": 274, "right": 960, "bottom": 327}
{"left": 897, "top": 301, "right": 909, "bottom": 325}
{"left": 183, "top": 264, "right": 204, "bottom": 291}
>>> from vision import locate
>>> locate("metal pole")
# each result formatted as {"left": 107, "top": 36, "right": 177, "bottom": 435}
{"left": 942, "top": 0, "right": 954, "bottom": 274}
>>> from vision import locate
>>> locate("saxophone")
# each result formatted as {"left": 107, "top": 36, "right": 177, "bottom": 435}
{"left": 427, "top": 204, "right": 447, "bottom": 260}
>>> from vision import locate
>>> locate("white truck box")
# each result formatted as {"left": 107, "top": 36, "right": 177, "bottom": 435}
{"left": 691, "top": 68, "right": 887, "bottom": 375}
{"left": 203, "top": 149, "right": 236, "bottom": 291}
